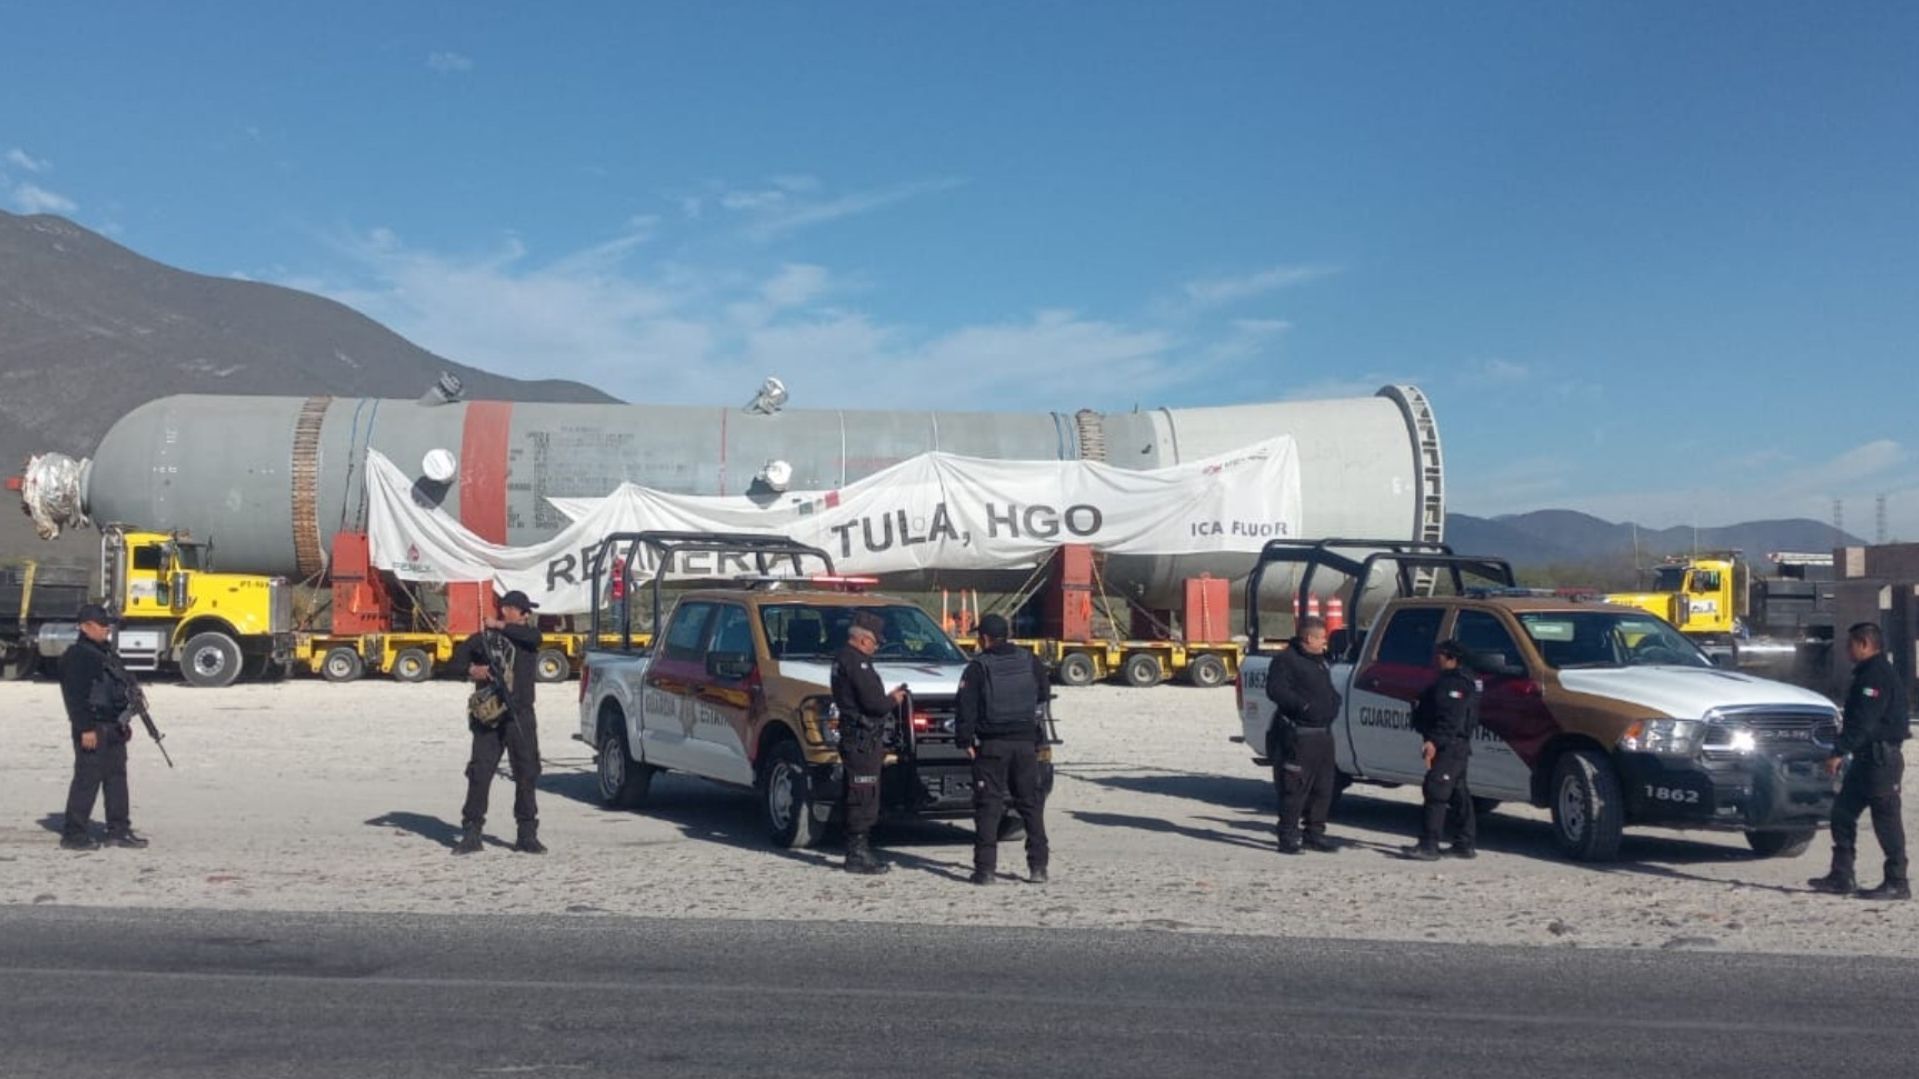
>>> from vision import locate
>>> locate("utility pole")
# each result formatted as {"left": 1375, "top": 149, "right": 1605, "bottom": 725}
{"left": 1876, "top": 493, "right": 1888, "bottom": 546}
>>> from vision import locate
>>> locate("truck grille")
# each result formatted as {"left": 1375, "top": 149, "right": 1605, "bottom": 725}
{"left": 1703, "top": 706, "right": 1839, "bottom": 758}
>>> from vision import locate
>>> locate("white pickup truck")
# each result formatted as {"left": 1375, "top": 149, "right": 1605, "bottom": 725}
{"left": 575, "top": 533, "right": 988, "bottom": 848}
{"left": 1235, "top": 540, "right": 1841, "bottom": 861}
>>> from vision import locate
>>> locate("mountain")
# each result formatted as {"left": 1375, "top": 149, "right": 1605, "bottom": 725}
{"left": 0, "top": 210, "right": 617, "bottom": 566}
{"left": 1445, "top": 509, "right": 1863, "bottom": 568}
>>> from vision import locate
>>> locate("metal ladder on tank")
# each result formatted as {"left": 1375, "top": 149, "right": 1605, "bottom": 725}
{"left": 1394, "top": 386, "right": 1447, "bottom": 596}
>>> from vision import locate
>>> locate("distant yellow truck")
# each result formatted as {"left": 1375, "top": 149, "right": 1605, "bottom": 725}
{"left": 1606, "top": 556, "right": 1745, "bottom": 662}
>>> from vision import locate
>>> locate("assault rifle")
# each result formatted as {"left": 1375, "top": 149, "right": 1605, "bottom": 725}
{"left": 468, "top": 628, "right": 517, "bottom": 727}
{"left": 102, "top": 651, "right": 174, "bottom": 768}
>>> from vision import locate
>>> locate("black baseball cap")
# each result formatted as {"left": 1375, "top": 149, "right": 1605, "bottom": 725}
{"left": 498, "top": 590, "right": 540, "bottom": 612}
{"left": 978, "top": 613, "right": 1011, "bottom": 640}
{"left": 76, "top": 603, "right": 119, "bottom": 625}
{"left": 1435, "top": 639, "right": 1471, "bottom": 662}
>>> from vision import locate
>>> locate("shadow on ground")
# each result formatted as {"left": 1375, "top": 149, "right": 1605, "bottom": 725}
{"left": 537, "top": 767, "right": 978, "bottom": 880}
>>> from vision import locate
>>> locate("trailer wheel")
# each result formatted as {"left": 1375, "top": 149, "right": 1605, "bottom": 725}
{"left": 1121, "top": 652, "right": 1163, "bottom": 688}
{"left": 758, "top": 737, "right": 824, "bottom": 849}
{"left": 1187, "top": 653, "right": 1228, "bottom": 688}
{"left": 534, "top": 648, "right": 570, "bottom": 683}
{"left": 1746, "top": 828, "right": 1815, "bottom": 859}
{"left": 181, "top": 632, "right": 243, "bottom": 688}
{"left": 1549, "top": 748, "right": 1625, "bottom": 862}
{"left": 391, "top": 648, "right": 434, "bottom": 683}
{"left": 2, "top": 648, "right": 35, "bottom": 681}
{"left": 1055, "top": 652, "right": 1097, "bottom": 688}
{"left": 321, "top": 646, "right": 365, "bottom": 683}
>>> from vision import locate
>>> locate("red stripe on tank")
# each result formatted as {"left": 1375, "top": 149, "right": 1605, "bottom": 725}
{"left": 459, "top": 401, "right": 514, "bottom": 543}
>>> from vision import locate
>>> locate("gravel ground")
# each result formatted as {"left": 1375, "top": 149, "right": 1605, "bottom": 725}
{"left": 1, "top": 678, "right": 1911, "bottom": 956}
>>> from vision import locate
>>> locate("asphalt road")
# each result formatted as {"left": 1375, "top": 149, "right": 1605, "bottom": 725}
{"left": 0, "top": 905, "right": 1913, "bottom": 1079}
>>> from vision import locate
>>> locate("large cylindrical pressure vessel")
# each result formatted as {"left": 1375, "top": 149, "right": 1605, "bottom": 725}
{"left": 61, "top": 386, "right": 1445, "bottom": 605}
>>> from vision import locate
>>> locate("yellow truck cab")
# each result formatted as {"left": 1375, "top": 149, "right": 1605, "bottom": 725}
{"left": 102, "top": 525, "right": 293, "bottom": 686}
{"left": 1606, "top": 556, "right": 1744, "bottom": 661}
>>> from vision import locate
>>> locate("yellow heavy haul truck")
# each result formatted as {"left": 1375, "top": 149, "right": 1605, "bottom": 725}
{"left": 84, "top": 525, "right": 633, "bottom": 688}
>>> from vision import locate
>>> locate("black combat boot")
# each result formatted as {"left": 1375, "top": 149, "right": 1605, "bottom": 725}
{"left": 1448, "top": 843, "right": 1477, "bottom": 860}
{"left": 1399, "top": 842, "right": 1443, "bottom": 862}
{"left": 1276, "top": 834, "right": 1303, "bottom": 856}
{"left": 1855, "top": 879, "right": 1911, "bottom": 902}
{"left": 514, "top": 823, "right": 547, "bottom": 855}
{"left": 452, "top": 823, "right": 484, "bottom": 855}
{"left": 1027, "top": 865, "right": 1049, "bottom": 885}
{"left": 1303, "top": 834, "right": 1342, "bottom": 854}
{"left": 844, "top": 835, "right": 890, "bottom": 875}
{"left": 105, "top": 828, "right": 149, "bottom": 850}
{"left": 1807, "top": 870, "right": 1857, "bottom": 895}
{"left": 59, "top": 833, "right": 100, "bottom": 852}
{"left": 968, "top": 869, "right": 995, "bottom": 886}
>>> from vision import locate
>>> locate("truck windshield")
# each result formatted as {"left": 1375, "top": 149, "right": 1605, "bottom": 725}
{"left": 1651, "top": 567, "right": 1686, "bottom": 591}
{"left": 1517, "top": 611, "right": 1713, "bottom": 670}
{"left": 760, "top": 604, "right": 965, "bottom": 664}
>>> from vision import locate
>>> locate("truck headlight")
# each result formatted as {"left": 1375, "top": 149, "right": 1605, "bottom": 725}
{"left": 1622, "top": 718, "right": 1704, "bottom": 756}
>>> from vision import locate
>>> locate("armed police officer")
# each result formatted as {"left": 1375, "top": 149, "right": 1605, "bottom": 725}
{"left": 1809, "top": 622, "right": 1911, "bottom": 901}
{"left": 452, "top": 590, "right": 546, "bottom": 856}
{"left": 832, "top": 610, "right": 905, "bottom": 875}
{"left": 1402, "top": 639, "right": 1479, "bottom": 861}
{"left": 1267, "top": 615, "right": 1343, "bottom": 854}
{"left": 59, "top": 604, "right": 149, "bottom": 851}
{"left": 956, "top": 613, "right": 1051, "bottom": 885}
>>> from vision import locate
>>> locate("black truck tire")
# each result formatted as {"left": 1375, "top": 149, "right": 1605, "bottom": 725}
{"left": 758, "top": 737, "right": 824, "bottom": 849}
{"left": 1187, "top": 653, "right": 1229, "bottom": 688}
{"left": 1055, "top": 652, "right": 1097, "bottom": 688}
{"left": 391, "top": 648, "right": 434, "bottom": 683}
{"left": 321, "top": 646, "right": 365, "bottom": 683}
{"left": 1121, "top": 652, "right": 1163, "bottom": 688}
{"left": 597, "top": 718, "right": 655, "bottom": 809}
{"left": 1549, "top": 748, "right": 1626, "bottom": 862}
{"left": 181, "top": 631, "right": 244, "bottom": 688}
{"left": 1746, "top": 829, "right": 1815, "bottom": 859}
{"left": 535, "top": 648, "right": 571, "bottom": 683}
{"left": 2, "top": 647, "right": 35, "bottom": 681}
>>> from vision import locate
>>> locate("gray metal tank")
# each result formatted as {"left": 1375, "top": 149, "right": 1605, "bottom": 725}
{"left": 45, "top": 386, "right": 1446, "bottom": 606}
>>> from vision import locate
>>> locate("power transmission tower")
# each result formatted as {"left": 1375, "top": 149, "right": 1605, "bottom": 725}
{"left": 1833, "top": 498, "right": 1844, "bottom": 541}
{"left": 1877, "top": 494, "right": 1889, "bottom": 546}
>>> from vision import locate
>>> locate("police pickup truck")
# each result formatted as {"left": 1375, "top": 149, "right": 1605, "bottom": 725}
{"left": 1235, "top": 539, "right": 1841, "bottom": 862}
{"left": 577, "top": 532, "right": 982, "bottom": 848}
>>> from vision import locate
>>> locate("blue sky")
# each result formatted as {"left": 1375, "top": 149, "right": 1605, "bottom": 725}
{"left": 3, "top": 2, "right": 1915, "bottom": 535}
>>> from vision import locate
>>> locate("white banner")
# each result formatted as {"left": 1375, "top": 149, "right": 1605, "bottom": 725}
{"left": 365, "top": 438, "right": 1302, "bottom": 613}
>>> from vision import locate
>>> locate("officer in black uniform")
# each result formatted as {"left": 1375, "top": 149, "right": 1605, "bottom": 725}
{"left": 59, "top": 604, "right": 149, "bottom": 851}
{"left": 452, "top": 590, "right": 546, "bottom": 856}
{"left": 1809, "top": 622, "right": 1910, "bottom": 901}
{"left": 1402, "top": 639, "right": 1480, "bottom": 861}
{"left": 831, "top": 610, "right": 905, "bottom": 875}
{"left": 1266, "top": 615, "right": 1343, "bottom": 854}
{"left": 956, "top": 613, "right": 1052, "bottom": 885}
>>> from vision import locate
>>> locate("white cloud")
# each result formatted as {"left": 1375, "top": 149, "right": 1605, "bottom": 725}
{"left": 723, "top": 177, "right": 966, "bottom": 241}
{"left": 426, "top": 51, "right": 474, "bottom": 73}
{"left": 1179, "top": 264, "right": 1338, "bottom": 309}
{"left": 9, "top": 181, "right": 77, "bottom": 215}
{"left": 6, "top": 148, "right": 48, "bottom": 172}
{"left": 1471, "top": 357, "right": 1530, "bottom": 384}
{"left": 275, "top": 221, "right": 1272, "bottom": 411}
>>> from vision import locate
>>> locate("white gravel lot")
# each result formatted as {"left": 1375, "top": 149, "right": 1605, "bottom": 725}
{"left": 1, "top": 678, "right": 1911, "bottom": 956}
